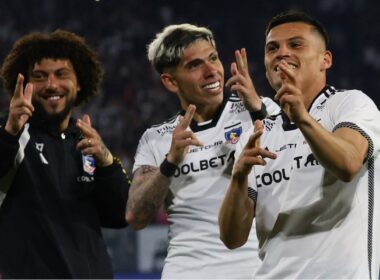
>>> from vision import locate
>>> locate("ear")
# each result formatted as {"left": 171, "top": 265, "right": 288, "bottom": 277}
{"left": 321, "top": 50, "right": 332, "bottom": 71}
{"left": 160, "top": 73, "right": 178, "bottom": 94}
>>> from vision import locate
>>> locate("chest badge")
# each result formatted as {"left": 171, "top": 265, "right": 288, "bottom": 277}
{"left": 224, "top": 126, "right": 242, "bottom": 144}
{"left": 82, "top": 154, "right": 96, "bottom": 175}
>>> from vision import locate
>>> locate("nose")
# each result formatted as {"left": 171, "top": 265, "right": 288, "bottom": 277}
{"left": 203, "top": 61, "right": 218, "bottom": 78}
{"left": 276, "top": 44, "right": 290, "bottom": 60}
{"left": 46, "top": 74, "right": 58, "bottom": 90}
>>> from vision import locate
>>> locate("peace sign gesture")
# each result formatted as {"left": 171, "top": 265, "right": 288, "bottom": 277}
{"left": 5, "top": 74, "right": 34, "bottom": 136}
{"left": 225, "top": 48, "right": 262, "bottom": 112}
{"left": 232, "top": 120, "right": 276, "bottom": 180}
{"left": 166, "top": 104, "right": 203, "bottom": 165}
{"left": 274, "top": 59, "right": 307, "bottom": 123}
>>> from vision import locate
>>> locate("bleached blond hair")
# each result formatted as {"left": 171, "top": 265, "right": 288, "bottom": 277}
{"left": 147, "top": 23, "right": 216, "bottom": 73}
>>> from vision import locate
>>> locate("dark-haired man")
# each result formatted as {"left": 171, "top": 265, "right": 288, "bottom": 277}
{"left": 0, "top": 30, "right": 130, "bottom": 278}
{"left": 219, "top": 10, "right": 380, "bottom": 279}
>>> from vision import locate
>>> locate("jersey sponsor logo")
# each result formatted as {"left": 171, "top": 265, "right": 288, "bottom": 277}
{"left": 228, "top": 101, "right": 247, "bottom": 114}
{"left": 275, "top": 143, "right": 297, "bottom": 152}
{"left": 82, "top": 154, "right": 96, "bottom": 175}
{"left": 256, "top": 153, "right": 319, "bottom": 187}
{"left": 156, "top": 123, "right": 177, "bottom": 136}
{"left": 35, "top": 142, "right": 49, "bottom": 164}
{"left": 174, "top": 151, "right": 235, "bottom": 177}
{"left": 188, "top": 140, "right": 223, "bottom": 153}
{"left": 224, "top": 126, "right": 242, "bottom": 144}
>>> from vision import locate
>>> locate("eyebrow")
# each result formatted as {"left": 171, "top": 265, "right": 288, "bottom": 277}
{"left": 182, "top": 50, "right": 218, "bottom": 66}
{"left": 266, "top": 36, "right": 306, "bottom": 47}
{"left": 31, "top": 67, "right": 72, "bottom": 73}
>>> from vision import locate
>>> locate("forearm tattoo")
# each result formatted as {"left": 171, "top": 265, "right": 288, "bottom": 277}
{"left": 142, "top": 165, "right": 156, "bottom": 174}
{"left": 100, "top": 142, "right": 110, "bottom": 161}
{"left": 129, "top": 165, "right": 169, "bottom": 225}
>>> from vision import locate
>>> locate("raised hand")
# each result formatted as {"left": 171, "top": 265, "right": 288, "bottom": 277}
{"left": 274, "top": 59, "right": 308, "bottom": 123}
{"left": 232, "top": 120, "right": 276, "bottom": 180}
{"left": 166, "top": 104, "right": 202, "bottom": 165}
{"left": 76, "top": 114, "right": 113, "bottom": 167}
{"left": 5, "top": 74, "right": 34, "bottom": 136}
{"left": 225, "top": 48, "right": 262, "bottom": 112}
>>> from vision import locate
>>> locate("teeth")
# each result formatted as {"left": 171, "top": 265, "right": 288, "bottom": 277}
{"left": 274, "top": 64, "right": 297, "bottom": 72}
{"left": 203, "top": 81, "right": 220, "bottom": 89}
{"left": 48, "top": 96, "right": 61, "bottom": 100}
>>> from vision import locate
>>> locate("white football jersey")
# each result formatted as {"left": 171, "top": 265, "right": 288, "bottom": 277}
{"left": 133, "top": 93, "right": 279, "bottom": 279}
{"left": 237, "top": 86, "right": 380, "bottom": 279}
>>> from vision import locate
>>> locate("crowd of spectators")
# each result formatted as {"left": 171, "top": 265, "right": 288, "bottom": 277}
{"left": 1, "top": 0, "right": 379, "bottom": 174}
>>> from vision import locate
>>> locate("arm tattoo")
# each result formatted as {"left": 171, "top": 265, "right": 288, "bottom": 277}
{"left": 128, "top": 165, "right": 170, "bottom": 227}
{"left": 100, "top": 142, "right": 110, "bottom": 161}
{"left": 142, "top": 165, "right": 156, "bottom": 174}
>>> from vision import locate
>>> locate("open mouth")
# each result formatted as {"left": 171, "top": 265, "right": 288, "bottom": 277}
{"left": 274, "top": 63, "right": 297, "bottom": 72}
{"left": 202, "top": 81, "right": 221, "bottom": 90}
{"left": 42, "top": 94, "right": 64, "bottom": 101}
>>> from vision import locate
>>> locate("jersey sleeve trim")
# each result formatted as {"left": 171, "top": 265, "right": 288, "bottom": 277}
{"left": 333, "top": 121, "right": 374, "bottom": 160}
{"left": 248, "top": 187, "right": 257, "bottom": 202}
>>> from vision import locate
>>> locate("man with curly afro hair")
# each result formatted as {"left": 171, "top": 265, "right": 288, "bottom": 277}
{"left": 0, "top": 29, "right": 130, "bottom": 278}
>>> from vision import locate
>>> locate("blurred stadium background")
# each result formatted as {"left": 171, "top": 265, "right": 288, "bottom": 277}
{"left": 0, "top": 0, "right": 378, "bottom": 278}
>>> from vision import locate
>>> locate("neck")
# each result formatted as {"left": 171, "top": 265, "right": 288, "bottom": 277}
{"left": 31, "top": 107, "right": 73, "bottom": 133}
{"left": 190, "top": 102, "right": 221, "bottom": 123}
{"left": 301, "top": 80, "right": 327, "bottom": 110}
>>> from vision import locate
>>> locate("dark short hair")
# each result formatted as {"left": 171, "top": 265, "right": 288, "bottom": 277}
{"left": 266, "top": 10, "right": 329, "bottom": 48}
{"left": 1, "top": 29, "right": 103, "bottom": 106}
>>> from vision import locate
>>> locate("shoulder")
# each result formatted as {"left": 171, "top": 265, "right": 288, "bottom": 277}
{"left": 223, "top": 92, "right": 249, "bottom": 116}
{"left": 328, "top": 87, "right": 376, "bottom": 109}
{"left": 142, "top": 112, "right": 181, "bottom": 139}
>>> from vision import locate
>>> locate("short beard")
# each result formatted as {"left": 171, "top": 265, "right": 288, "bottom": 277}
{"left": 32, "top": 98, "right": 76, "bottom": 128}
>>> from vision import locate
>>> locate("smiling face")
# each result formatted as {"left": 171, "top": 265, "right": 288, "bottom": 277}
{"left": 161, "top": 39, "right": 224, "bottom": 119}
{"left": 264, "top": 22, "right": 332, "bottom": 94}
{"left": 29, "top": 58, "right": 80, "bottom": 128}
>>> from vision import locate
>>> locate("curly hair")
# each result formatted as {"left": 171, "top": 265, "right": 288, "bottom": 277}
{"left": 0, "top": 29, "right": 104, "bottom": 106}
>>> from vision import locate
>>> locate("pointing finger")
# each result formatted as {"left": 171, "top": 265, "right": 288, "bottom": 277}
{"left": 253, "top": 120, "right": 263, "bottom": 147}
{"left": 13, "top": 74, "right": 24, "bottom": 99}
{"left": 246, "top": 130, "right": 263, "bottom": 149}
{"left": 239, "top": 48, "right": 249, "bottom": 75}
{"left": 24, "top": 83, "right": 34, "bottom": 104}
{"left": 235, "top": 49, "right": 245, "bottom": 72}
{"left": 82, "top": 114, "right": 92, "bottom": 126}
{"left": 278, "top": 60, "right": 295, "bottom": 84}
{"left": 178, "top": 104, "right": 196, "bottom": 130}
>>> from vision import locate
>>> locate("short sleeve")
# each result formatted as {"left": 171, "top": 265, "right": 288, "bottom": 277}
{"left": 329, "top": 90, "right": 380, "bottom": 158}
{"left": 132, "top": 130, "right": 158, "bottom": 173}
{"left": 262, "top": 96, "right": 281, "bottom": 116}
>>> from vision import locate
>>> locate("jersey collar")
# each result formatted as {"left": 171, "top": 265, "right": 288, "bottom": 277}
{"left": 179, "top": 92, "right": 230, "bottom": 133}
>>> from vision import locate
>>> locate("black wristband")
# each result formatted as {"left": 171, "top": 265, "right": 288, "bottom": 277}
{"left": 249, "top": 102, "right": 268, "bottom": 121}
{"left": 160, "top": 157, "right": 178, "bottom": 177}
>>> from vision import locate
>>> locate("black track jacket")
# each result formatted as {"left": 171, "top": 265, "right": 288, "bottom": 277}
{"left": 0, "top": 115, "right": 129, "bottom": 278}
